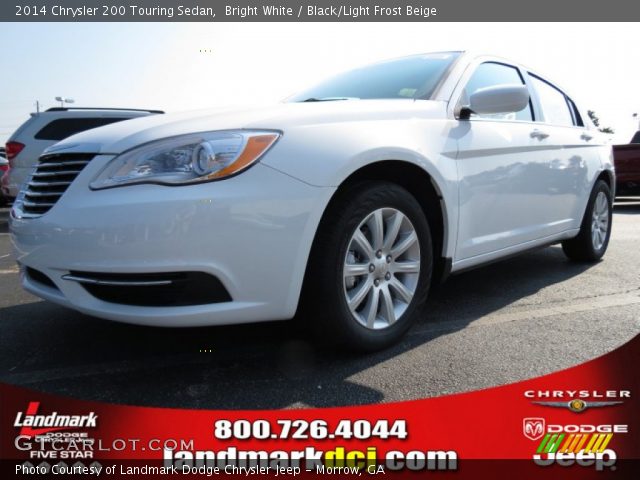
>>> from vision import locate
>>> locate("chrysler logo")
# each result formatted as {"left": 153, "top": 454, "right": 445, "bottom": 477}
{"left": 532, "top": 400, "right": 623, "bottom": 413}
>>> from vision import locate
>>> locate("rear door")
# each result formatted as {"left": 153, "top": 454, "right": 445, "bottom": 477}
{"left": 526, "top": 73, "right": 600, "bottom": 231}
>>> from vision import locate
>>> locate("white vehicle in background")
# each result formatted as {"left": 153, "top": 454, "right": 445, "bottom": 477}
{"left": 3, "top": 107, "right": 163, "bottom": 200}
{"left": 0, "top": 148, "right": 8, "bottom": 206}
{"left": 10, "top": 52, "right": 614, "bottom": 351}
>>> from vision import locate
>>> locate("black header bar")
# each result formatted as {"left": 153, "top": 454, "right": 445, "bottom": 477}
{"left": 3, "top": 0, "right": 640, "bottom": 22}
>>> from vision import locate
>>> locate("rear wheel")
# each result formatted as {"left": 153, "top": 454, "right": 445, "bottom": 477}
{"left": 562, "top": 180, "right": 612, "bottom": 261}
{"left": 301, "top": 181, "right": 432, "bottom": 351}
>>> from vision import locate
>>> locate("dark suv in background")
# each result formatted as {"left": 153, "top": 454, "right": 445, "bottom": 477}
{"left": 614, "top": 131, "right": 640, "bottom": 196}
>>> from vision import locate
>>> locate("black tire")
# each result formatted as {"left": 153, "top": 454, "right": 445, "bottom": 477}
{"left": 300, "top": 181, "right": 433, "bottom": 351}
{"left": 562, "top": 180, "right": 612, "bottom": 262}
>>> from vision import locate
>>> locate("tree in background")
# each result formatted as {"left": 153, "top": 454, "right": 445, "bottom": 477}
{"left": 587, "top": 110, "right": 615, "bottom": 134}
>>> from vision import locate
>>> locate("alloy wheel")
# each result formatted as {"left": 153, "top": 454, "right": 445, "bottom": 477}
{"left": 591, "top": 191, "right": 609, "bottom": 251}
{"left": 343, "top": 208, "right": 421, "bottom": 330}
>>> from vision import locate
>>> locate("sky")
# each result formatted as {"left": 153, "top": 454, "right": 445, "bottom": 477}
{"left": 1, "top": 22, "right": 639, "bottom": 144}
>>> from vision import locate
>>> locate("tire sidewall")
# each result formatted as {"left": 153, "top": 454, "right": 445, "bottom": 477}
{"left": 325, "top": 183, "right": 432, "bottom": 350}
{"left": 585, "top": 181, "right": 613, "bottom": 259}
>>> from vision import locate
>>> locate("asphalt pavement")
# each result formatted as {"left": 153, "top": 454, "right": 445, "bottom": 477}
{"left": 1, "top": 201, "right": 639, "bottom": 409}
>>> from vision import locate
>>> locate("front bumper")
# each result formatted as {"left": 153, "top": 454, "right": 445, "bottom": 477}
{"left": 10, "top": 154, "right": 334, "bottom": 326}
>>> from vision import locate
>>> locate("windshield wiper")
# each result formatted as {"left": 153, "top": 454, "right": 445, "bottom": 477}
{"left": 301, "top": 97, "right": 359, "bottom": 102}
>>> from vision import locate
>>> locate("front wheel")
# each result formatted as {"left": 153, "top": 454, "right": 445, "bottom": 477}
{"left": 301, "top": 181, "right": 433, "bottom": 351}
{"left": 562, "top": 180, "right": 613, "bottom": 261}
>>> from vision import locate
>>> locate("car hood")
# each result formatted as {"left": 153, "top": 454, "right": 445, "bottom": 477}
{"left": 45, "top": 100, "right": 445, "bottom": 155}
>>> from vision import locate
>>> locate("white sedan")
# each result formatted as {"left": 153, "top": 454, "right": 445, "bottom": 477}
{"left": 10, "top": 51, "right": 614, "bottom": 350}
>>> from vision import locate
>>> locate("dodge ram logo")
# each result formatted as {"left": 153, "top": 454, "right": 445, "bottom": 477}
{"left": 523, "top": 418, "right": 545, "bottom": 441}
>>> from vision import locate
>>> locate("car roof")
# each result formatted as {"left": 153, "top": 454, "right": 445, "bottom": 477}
{"left": 45, "top": 107, "right": 164, "bottom": 114}
{"left": 8, "top": 108, "right": 163, "bottom": 142}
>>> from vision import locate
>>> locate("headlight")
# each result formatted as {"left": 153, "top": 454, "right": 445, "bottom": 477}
{"left": 90, "top": 130, "right": 280, "bottom": 189}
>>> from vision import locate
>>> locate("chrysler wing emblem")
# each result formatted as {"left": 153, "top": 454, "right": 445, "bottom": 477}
{"left": 532, "top": 399, "right": 623, "bottom": 413}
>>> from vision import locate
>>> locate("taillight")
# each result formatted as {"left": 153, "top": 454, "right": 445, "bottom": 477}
{"left": 5, "top": 141, "right": 25, "bottom": 166}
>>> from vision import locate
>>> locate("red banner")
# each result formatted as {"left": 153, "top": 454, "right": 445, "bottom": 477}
{"left": 2, "top": 335, "right": 638, "bottom": 479}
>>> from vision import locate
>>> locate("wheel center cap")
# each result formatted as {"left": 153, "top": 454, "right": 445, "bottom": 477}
{"left": 374, "top": 259, "right": 389, "bottom": 277}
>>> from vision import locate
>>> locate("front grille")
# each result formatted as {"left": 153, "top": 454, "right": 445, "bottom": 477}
{"left": 21, "top": 153, "right": 94, "bottom": 217}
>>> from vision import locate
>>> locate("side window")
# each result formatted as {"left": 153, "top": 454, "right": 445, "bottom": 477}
{"left": 34, "top": 117, "right": 129, "bottom": 141}
{"left": 461, "top": 62, "right": 533, "bottom": 121}
{"left": 528, "top": 75, "right": 574, "bottom": 127}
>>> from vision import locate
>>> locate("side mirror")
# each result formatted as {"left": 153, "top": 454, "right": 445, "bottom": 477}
{"left": 464, "top": 84, "right": 530, "bottom": 117}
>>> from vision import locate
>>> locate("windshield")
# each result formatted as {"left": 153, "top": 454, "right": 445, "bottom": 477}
{"left": 288, "top": 52, "right": 460, "bottom": 102}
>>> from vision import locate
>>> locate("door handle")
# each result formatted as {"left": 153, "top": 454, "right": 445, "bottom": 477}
{"left": 580, "top": 133, "right": 593, "bottom": 141}
{"left": 530, "top": 129, "right": 550, "bottom": 140}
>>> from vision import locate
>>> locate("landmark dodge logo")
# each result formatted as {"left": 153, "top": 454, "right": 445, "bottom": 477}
{"left": 523, "top": 418, "right": 546, "bottom": 441}
{"left": 14, "top": 402, "right": 98, "bottom": 437}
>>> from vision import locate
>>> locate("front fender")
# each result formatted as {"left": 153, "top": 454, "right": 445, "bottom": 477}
{"left": 261, "top": 119, "right": 460, "bottom": 259}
